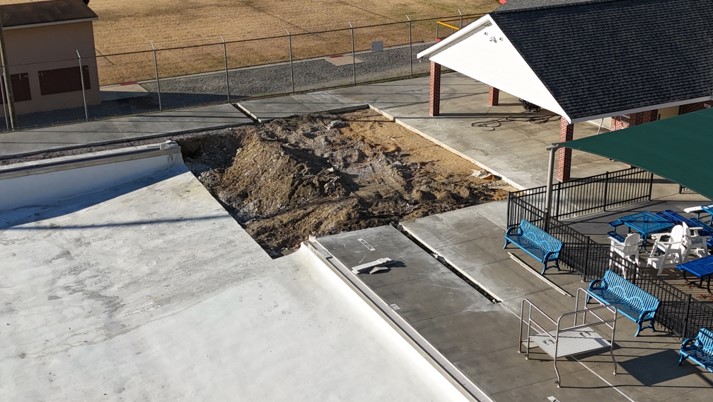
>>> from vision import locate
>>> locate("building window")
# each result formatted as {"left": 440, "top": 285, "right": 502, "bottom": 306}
{"left": 38, "top": 66, "right": 91, "bottom": 95}
{"left": 0, "top": 73, "right": 31, "bottom": 103}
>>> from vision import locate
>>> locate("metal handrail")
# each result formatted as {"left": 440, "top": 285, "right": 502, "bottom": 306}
{"left": 519, "top": 296, "right": 618, "bottom": 387}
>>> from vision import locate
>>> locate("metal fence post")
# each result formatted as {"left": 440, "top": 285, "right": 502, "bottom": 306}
{"left": 151, "top": 42, "right": 162, "bottom": 111}
{"left": 0, "top": 18, "right": 15, "bottom": 130}
{"left": 76, "top": 50, "right": 88, "bottom": 121}
{"left": 221, "top": 36, "right": 230, "bottom": 102}
{"left": 647, "top": 172, "right": 654, "bottom": 201}
{"left": 286, "top": 30, "right": 295, "bottom": 93}
{"left": 406, "top": 16, "right": 413, "bottom": 78}
{"left": 349, "top": 22, "right": 356, "bottom": 86}
{"left": 584, "top": 238, "right": 592, "bottom": 279}
{"left": 684, "top": 294, "right": 692, "bottom": 338}
{"left": 602, "top": 171, "right": 610, "bottom": 212}
{"left": 506, "top": 192, "right": 512, "bottom": 228}
{"left": 0, "top": 73, "right": 8, "bottom": 130}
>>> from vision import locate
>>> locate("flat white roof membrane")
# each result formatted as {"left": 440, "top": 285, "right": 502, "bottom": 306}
{"left": 0, "top": 147, "right": 467, "bottom": 401}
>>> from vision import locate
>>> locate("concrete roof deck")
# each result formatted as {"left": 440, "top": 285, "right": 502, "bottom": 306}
{"left": 0, "top": 148, "right": 468, "bottom": 401}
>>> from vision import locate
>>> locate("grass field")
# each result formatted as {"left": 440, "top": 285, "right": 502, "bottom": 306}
{"left": 89, "top": 0, "right": 497, "bottom": 52}
{"left": 1, "top": 0, "right": 498, "bottom": 84}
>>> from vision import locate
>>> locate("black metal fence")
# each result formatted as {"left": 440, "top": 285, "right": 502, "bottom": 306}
{"left": 507, "top": 167, "right": 713, "bottom": 338}
{"left": 622, "top": 268, "right": 713, "bottom": 338}
{"left": 507, "top": 193, "right": 610, "bottom": 280}
{"left": 508, "top": 167, "right": 654, "bottom": 222}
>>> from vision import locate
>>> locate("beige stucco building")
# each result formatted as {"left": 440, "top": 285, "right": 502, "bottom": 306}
{"left": 1, "top": 0, "right": 99, "bottom": 116}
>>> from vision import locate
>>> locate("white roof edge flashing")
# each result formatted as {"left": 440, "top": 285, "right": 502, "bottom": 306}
{"left": 0, "top": 141, "right": 182, "bottom": 179}
{"left": 0, "top": 141, "right": 185, "bottom": 212}
{"left": 417, "top": 15, "right": 494, "bottom": 60}
{"left": 303, "top": 240, "right": 491, "bottom": 402}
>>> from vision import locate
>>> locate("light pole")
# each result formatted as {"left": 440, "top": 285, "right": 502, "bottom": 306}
{"left": 0, "top": 15, "right": 16, "bottom": 130}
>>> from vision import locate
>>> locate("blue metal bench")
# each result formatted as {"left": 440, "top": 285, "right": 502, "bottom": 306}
{"left": 657, "top": 210, "right": 713, "bottom": 247}
{"left": 678, "top": 327, "right": 713, "bottom": 372}
{"left": 587, "top": 270, "right": 660, "bottom": 336}
{"left": 504, "top": 219, "right": 563, "bottom": 275}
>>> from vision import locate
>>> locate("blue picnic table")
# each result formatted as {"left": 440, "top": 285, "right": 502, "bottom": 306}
{"left": 610, "top": 211, "right": 674, "bottom": 246}
{"left": 677, "top": 255, "right": 713, "bottom": 292}
{"left": 699, "top": 205, "right": 713, "bottom": 225}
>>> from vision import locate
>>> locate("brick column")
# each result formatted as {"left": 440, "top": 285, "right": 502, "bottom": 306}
{"left": 488, "top": 87, "right": 500, "bottom": 106}
{"left": 647, "top": 109, "right": 658, "bottom": 123}
{"left": 429, "top": 62, "right": 441, "bottom": 116}
{"left": 679, "top": 102, "right": 710, "bottom": 115}
{"left": 611, "top": 109, "right": 658, "bottom": 131}
{"left": 557, "top": 117, "right": 574, "bottom": 182}
{"left": 629, "top": 112, "right": 645, "bottom": 126}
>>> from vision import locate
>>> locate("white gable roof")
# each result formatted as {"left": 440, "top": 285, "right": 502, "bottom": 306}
{"left": 418, "top": 15, "right": 570, "bottom": 122}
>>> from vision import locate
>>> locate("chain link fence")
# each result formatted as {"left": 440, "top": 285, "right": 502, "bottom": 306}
{"left": 7, "top": 13, "right": 484, "bottom": 130}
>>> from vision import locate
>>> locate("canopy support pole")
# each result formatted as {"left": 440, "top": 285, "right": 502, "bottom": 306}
{"left": 545, "top": 145, "right": 559, "bottom": 231}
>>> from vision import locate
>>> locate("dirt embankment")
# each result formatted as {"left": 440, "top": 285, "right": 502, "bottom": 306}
{"left": 179, "top": 109, "right": 511, "bottom": 257}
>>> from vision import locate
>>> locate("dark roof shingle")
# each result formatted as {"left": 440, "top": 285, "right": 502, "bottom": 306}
{"left": 497, "top": 0, "right": 614, "bottom": 12}
{"left": 490, "top": 0, "right": 713, "bottom": 120}
{"left": 0, "top": 0, "right": 97, "bottom": 29}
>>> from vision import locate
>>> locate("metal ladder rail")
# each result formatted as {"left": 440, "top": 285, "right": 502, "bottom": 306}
{"left": 520, "top": 297, "right": 619, "bottom": 387}
{"left": 553, "top": 303, "right": 618, "bottom": 387}
{"left": 574, "top": 287, "right": 618, "bottom": 329}
{"left": 519, "top": 299, "right": 557, "bottom": 356}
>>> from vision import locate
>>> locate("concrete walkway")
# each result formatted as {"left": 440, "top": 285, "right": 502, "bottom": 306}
{"left": 0, "top": 104, "right": 251, "bottom": 158}
{"left": 314, "top": 224, "right": 633, "bottom": 401}
{"left": 2, "top": 73, "right": 627, "bottom": 190}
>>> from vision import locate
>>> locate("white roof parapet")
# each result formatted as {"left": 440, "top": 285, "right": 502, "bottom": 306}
{"left": 0, "top": 142, "right": 184, "bottom": 212}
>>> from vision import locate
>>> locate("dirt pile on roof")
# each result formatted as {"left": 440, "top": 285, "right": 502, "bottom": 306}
{"left": 179, "top": 109, "right": 511, "bottom": 257}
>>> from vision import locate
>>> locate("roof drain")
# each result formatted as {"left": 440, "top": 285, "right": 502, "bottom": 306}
{"left": 394, "top": 223, "right": 500, "bottom": 303}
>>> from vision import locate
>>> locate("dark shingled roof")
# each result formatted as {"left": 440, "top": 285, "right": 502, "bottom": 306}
{"left": 491, "top": 0, "right": 713, "bottom": 120}
{"left": 497, "top": 0, "right": 611, "bottom": 12}
{"left": 0, "top": 0, "right": 97, "bottom": 29}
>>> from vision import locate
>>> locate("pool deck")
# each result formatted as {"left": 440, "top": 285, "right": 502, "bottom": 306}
{"left": 312, "top": 200, "right": 713, "bottom": 401}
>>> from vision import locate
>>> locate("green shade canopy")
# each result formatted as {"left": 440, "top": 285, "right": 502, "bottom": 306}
{"left": 556, "top": 108, "right": 713, "bottom": 200}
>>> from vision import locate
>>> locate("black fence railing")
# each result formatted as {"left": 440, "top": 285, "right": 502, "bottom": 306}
{"left": 622, "top": 268, "right": 713, "bottom": 338}
{"left": 508, "top": 167, "right": 654, "bottom": 221}
{"left": 507, "top": 169, "right": 713, "bottom": 339}
{"left": 507, "top": 195, "right": 609, "bottom": 280}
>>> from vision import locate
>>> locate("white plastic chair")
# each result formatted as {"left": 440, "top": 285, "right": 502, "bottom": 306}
{"left": 646, "top": 242, "right": 681, "bottom": 276}
{"left": 650, "top": 224, "right": 685, "bottom": 245}
{"left": 647, "top": 224, "right": 686, "bottom": 275}
{"left": 682, "top": 222, "right": 710, "bottom": 258}
{"left": 610, "top": 233, "right": 641, "bottom": 277}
